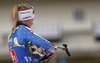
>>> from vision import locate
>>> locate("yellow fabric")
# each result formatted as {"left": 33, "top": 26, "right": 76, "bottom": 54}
{"left": 8, "top": 37, "right": 9, "bottom": 42}
{"left": 8, "top": 32, "right": 12, "bottom": 42}
{"left": 14, "top": 37, "right": 20, "bottom": 46}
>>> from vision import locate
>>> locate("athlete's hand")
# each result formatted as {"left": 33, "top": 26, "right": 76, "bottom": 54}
{"left": 44, "top": 47, "right": 55, "bottom": 62}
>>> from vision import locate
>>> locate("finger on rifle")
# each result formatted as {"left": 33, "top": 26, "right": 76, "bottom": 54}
{"left": 48, "top": 56, "right": 54, "bottom": 61}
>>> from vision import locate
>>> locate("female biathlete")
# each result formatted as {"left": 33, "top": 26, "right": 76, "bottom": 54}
{"left": 8, "top": 3, "right": 54, "bottom": 63}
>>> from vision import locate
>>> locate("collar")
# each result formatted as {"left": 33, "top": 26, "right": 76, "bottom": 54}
{"left": 17, "top": 22, "right": 28, "bottom": 27}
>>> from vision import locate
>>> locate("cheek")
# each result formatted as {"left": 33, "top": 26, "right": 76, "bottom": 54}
{"left": 29, "top": 22, "right": 32, "bottom": 26}
{"left": 31, "top": 21, "right": 33, "bottom": 25}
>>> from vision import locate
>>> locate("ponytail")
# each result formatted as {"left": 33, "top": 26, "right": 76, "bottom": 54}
{"left": 11, "top": 5, "right": 18, "bottom": 31}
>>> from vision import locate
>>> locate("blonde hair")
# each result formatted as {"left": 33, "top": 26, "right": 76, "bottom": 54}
{"left": 11, "top": 3, "right": 32, "bottom": 31}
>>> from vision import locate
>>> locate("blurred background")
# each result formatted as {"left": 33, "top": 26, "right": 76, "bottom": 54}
{"left": 1, "top": 0, "right": 100, "bottom": 63}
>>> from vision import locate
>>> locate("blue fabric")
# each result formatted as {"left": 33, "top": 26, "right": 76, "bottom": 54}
{"left": 8, "top": 24, "right": 53, "bottom": 63}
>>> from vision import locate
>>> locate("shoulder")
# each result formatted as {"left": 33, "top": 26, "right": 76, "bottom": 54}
{"left": 17, "top": 25, "right": 28, "bottom": 34}
{"left": 18, "top": 25, "right": 34, "bottom": 34}
{"left": 18, "top": 25, "right": 28, "bottom": 31}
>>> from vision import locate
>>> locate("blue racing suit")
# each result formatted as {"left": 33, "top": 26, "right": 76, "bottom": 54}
{"left": 8, "top": 22, "right": 53, "bottom": 63}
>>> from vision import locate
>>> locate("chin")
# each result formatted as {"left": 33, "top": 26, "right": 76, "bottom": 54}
{"left": 29, "top": 26, "right": 31, "bottom": 28}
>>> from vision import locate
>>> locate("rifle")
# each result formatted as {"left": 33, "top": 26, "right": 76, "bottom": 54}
{"left": 26, "top": 42, "right": 71, "bottom": 63}
{"left": 39, "top": 43, "right": 71, "bottom": 63}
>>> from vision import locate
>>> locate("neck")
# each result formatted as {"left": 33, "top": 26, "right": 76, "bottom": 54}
{"left": 17, "top": 22, "right": 28, "bottom": 27}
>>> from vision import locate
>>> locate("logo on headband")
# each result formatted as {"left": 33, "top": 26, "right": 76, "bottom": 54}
{"left": 20, "top": 11, "right": 32, "bottom": 14}
{"left": 23, "top": 16, "right": 31, "bottom": 19}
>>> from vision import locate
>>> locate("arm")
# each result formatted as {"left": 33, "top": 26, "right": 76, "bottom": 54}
{"left": 18, "top": 26, "right": 53, "bottom": 51}
{"left": 25, "top": 31, "right": 53, "bottom": 51}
